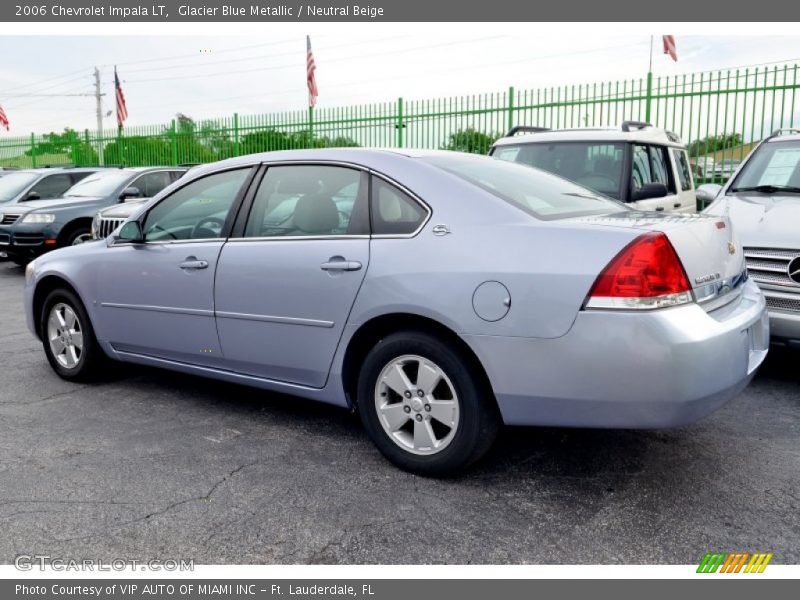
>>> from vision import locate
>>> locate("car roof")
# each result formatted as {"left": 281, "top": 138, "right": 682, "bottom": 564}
{"left": 7, "top": 167, "right": 100, "bottom": 175}
{"left": 764, "top": 133, "right": 800, "bottom": 143}
{"left": 493, "top": 126, "right": 685, "bottom": 148}
{"left": 180, "top": 148, "right": 464, "bottom": 178}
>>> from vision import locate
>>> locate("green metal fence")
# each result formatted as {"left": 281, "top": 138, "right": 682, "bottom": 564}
{"left": 2, "top": 62, "right": 799, "bottom": 184}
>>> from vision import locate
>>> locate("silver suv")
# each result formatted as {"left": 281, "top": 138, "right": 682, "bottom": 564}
{"left": 490, "top": 121, "right": 698, "bottom": 212}
{"left": 701, "top": 128, "right": 800, "bottom": 346}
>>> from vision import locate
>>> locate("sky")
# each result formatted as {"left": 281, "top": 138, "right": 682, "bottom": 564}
{"left": 2, "top": 29, "right": 800, "bottom": 135}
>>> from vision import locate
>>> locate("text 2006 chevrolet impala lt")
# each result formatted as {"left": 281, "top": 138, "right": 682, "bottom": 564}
{"left": 24, "top": 149, "right": 769, "bottom": 474}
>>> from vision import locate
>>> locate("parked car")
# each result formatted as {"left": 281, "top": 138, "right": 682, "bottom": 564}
{"left": 91, "top": 165, "right": 203, "bottom": 240}
{"left": 490, "top": 121, "right": 699, "bottom": 212}
{"left": 0, "top": 167, "right": 186, "bottom": 265}
{"left": 0, "top": 167, "right": 98, "bottom": 206}
{"left": 711, "top": 159, "right": 742, "bottom": 180}
{"left": 701, "top": 128, "right": 800, "bottom": 346}
{"left": 24, "top": 149, "right": 767, "bottom": 474}
{"left": 690, "top": 156, "right": 716, "bottom": 179}
{"left": 91, "top": 197, "right": 151, "bottom": 240}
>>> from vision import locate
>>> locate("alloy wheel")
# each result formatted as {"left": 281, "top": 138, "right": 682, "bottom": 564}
{"left": 374, "top": 354, "right": 460, "bottom": 456}
{"left": 47, "top": 303, "right": 84, "bottom": 369}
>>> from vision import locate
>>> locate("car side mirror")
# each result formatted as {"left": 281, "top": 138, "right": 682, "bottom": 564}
{"left": 22, "top": 191, "right": 41, "bottom": 201}
{"left": 119, "top": 186, "right": 142, "bottom": 201}
{"left": 115, "top": 220, "right": 144, "bottom": 243}
{"left": 633, "top": 182, "right": 668, "bottom": 201}
{"left": 696, "top": 183, "right": 722, "bottom": 209}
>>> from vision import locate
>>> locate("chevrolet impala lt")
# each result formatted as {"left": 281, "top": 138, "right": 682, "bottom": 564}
{"left": 23, "top": 149, "right": 769, "bottom": 474}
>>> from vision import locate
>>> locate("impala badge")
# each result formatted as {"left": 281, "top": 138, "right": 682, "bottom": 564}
{"left": 695, "top": 273, "right": 721, "bottom": 284}
{"left": 728, "top": 242, "right": 736, "bottom": 255}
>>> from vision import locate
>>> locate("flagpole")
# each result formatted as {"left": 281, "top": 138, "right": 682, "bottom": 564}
{"left": 115, "top": 65, "right": 125, "bottom": 166}
{"left": 645, "top": 36, "right": 654, "bottom": 123}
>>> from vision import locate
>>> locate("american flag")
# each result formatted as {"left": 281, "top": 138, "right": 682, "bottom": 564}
{"left": 307, "top": 35, "right": 318, "bottom": 108}
{"left": 114, "top": 67, "right": 128, "bottom": 128}
{"left": 0, "top": 104, "right": 9, "bottom": 131}
{"left": 662, "top": 35, "right": 678, "bottom": 62}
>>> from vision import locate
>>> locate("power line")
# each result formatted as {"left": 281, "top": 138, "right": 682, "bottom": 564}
{"left": 129, "top": 41, "right": 651, "bottom": 110}
{"left": 3, "top": 83, "right": 95, "bottom": 111}
{"left": 123, "top": 36, "right": 506, "bottom": 84}
{"left": 104, "top": 35, "right": 328, "bottom": 69}
{"left": 0, "top": 67, "right": 92, "bottom": 96}
{"left": 119, "top": 35, "right": 411, "bottom": 75}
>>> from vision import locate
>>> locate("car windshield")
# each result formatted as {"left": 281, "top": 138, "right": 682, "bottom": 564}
{"left": 0, "top": 172, "right": 39, "bottom": 202}
{"left": 423, "top": 154, "right": 625, "bottom": 220}
{"left": 64, "top": 171, "right": 133, "bottom": 197}
{"left": 492, "top": 141, "right": 626, "bottom": 199}
{"left": 729, "top": 140, "right": 800, "bottom": 193}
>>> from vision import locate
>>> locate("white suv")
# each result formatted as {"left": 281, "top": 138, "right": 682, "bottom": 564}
{"left": 490, "top": 121, "right": 698, "bottom": 213}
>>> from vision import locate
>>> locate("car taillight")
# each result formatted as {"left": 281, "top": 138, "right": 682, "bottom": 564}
{"left": 585, "top": 232, "right": 693, "bottom": 310}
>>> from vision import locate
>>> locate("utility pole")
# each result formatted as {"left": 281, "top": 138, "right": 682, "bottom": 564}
{"left": 94, "top": 67, "right": 104, "bottom": 166}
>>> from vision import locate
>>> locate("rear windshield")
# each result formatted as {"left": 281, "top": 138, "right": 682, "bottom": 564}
{"left": 492, "top": 141, "right": 626, "bottom": 199}
{"left": 422, "top": 154, "right": 625, "bottom": 220}
{"left": 0, "top": 172, "right": 39, "bottom": 202}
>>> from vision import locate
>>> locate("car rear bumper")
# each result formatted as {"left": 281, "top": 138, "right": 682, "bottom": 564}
{"left": 462, "top": 279, "right": 768, "bottom": 428}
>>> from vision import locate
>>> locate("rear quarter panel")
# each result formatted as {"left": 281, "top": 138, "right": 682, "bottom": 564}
{"left": 351, "top": 216, "right": 641, "bottom": 339}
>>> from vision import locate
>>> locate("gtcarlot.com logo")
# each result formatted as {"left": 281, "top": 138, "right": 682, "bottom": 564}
{"left": 14, "top": 555, "right": 194, "bottom": 571}
{"left": 697, "top": 552, "right": 773, "bottom": 573}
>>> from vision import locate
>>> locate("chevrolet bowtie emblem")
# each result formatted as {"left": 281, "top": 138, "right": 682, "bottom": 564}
{"left": 728, "top": 242, "right": 736, "bottom": 255}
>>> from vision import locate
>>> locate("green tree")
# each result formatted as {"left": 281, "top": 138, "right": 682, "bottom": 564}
{"left": 198, "top": 120, "right": 235, "bottom": 159}
{"left": 444, "top": 128, "right": 498, "bottom": 154}
{"left": 171, "top": 113, "right": 219, "bottom": 164}
{"left": 26, "top": 128, "right": 98, "bottom": 165}
{"left": 104, "top": 135, "right": 172, "bottom": 166}
{"left": 688, "top": 133, "right": 743, "bottom": 156}
{"left": 240, "top": 129, "right": 293, "bottom": 154}
{"left": 239, "top": 129, "right": 358, "bottom": 155}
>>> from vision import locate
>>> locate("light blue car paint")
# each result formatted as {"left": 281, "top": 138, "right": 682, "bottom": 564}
{"left": 25, "top": 149, "right": 768, "bottom": 428}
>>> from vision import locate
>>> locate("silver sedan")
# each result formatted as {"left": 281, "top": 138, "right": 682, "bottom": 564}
{"left": 24, "top": 149, "right": 768, "bottom": 474}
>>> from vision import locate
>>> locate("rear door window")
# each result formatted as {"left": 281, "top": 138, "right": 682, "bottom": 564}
{"left": 672, "top": 149, "right": 693, "bottom": 191}
{"left": 243, "top": 165, "right": 368, "bottom": 238}
{"left": 632, "top": 145, "right": 676, "bottom": 197}
{"left": 650, "top": 146, "right": 675, "bottom": 192}
{"left": 632, "top": 145, "right": 653, "bottom": 191}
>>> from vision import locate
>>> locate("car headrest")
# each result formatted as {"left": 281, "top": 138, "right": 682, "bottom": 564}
{"left": 276, "top": 176, "right": 320, "bottom": 195}
{"left": 293, "top": 195, "right": 339, "bottom": 234}
{"left": 378, "top": 189, "right": 403, "bottom": 222}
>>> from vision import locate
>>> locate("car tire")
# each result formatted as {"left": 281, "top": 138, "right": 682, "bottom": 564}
{"left": 357, "top": 330, "right": 500, "bottom": 476}
{"left": 65, "top": 227, "right": 93, "bottom": 246}
{"left": 40, "top": 288, "right": 105, "bottom": 382}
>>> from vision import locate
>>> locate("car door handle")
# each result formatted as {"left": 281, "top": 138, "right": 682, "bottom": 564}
{"left": 655, "top": 206, "right": 665, "bottom": 212}
{"left": 320, "top": 259, "right": 362, "bottom": 272}
{"left": 673, "top": 202, "right": 682, "bottom": 208}
{"left": 179, "top": 259, "right": 209, "bottom": 270}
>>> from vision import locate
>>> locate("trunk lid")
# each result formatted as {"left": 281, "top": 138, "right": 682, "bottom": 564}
{"left": 569, "top": 211, "right": 745, "bottom": 291}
